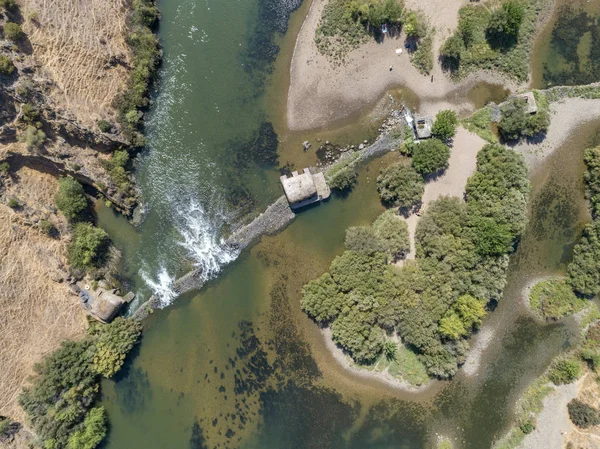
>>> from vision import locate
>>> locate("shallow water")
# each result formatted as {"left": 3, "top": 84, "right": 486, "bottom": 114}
{"left": 531, "top": 0, "right": 600, "bottom": 89}
{"left": 98, "top": 0, "right": 600, "bottom": 446}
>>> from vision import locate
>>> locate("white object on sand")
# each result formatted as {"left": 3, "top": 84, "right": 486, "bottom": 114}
{"left": 395, "top": 48, "right": 403, "bottom": 55}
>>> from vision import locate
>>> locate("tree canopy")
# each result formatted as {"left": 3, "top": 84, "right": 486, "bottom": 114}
{"left": 431, "top": 110, "right": 458, "bottom": 141}
{"left": 376, "top": 163, "right": 424, "bottom": 208}
{"left": 411, "top": 138, "right": 451, "bottom": 175}
{"left": 55, "top": 177, "right": 88, "bottom": 221}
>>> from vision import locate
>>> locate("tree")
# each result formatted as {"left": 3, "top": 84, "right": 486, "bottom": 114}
{"left": 384, "top": 340, "right": 397, "bottom": 361}
{"left": 301, "top": 272, "right": 344, "bottom": 323}
{"left": 473, "top": 217, "right": 514, "bottom": 255}
{"left": 432, "top": 110, "right": 458, "bottom": 141}
{"left": 403, "top": 10, "right": 426, "bottom": 38}
{"left": 372, "top": 209, "right": 410, "bottom": 260}
{"left": 66, "top": 407, "right": 107, "bottom": 449}
{"left": 90, "top": 318, "right": 143, "bottom": 378}
{"left": 486, "top": 0, "right": 524, "bottom": 47}
{"left": 567, "top": 220, "right": 600, "bottom": 297}
{"left": 439, "top": 295, "right": 485, "bottom": 340}
{"left": 376, "top": 163, "right": 424, "bottom": 208}
{"left": 498, "top": 98, "right": 528, "bottom": 140}
{"left": 55, "top": 177, "right": 88, "bottom": 221}
{"left": 411, "top": 138, "right": 450, "bottom": 175}
{"left": 69, "top": 223, "right": 110, "bottom": 269}
{"left": 3, "top": 22, "right": 22, "bottom": 41}
{"left": 568, "top": 399, "right": 600, "bottom": 429}
{"left": 331, "top": 305, "right": 384, "bottom": 363}
{"left": 345, "top": 226, "right": 385, "bottom": 255}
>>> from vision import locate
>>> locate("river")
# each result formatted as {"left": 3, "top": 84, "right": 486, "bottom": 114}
{"left": 97, "top": 0, "right": 599, "bottom": 447}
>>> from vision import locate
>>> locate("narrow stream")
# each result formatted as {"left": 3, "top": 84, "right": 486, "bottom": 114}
{"left": 97, "top": 0, "right": 600, "bottom": 447}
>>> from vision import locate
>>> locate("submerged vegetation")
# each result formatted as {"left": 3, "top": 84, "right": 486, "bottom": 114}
{"left": 303, "top": 144, "right": 529, "bottom": 378}
{"left": 19, "top": 318, "right": 142, "bottom": 449}
{"left": 440, "top": 0, "right": 549, "bottom": 80}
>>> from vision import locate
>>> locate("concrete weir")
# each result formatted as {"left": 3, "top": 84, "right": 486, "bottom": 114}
{"left": 133, "top": 129, "right": 403, "bottom": 319}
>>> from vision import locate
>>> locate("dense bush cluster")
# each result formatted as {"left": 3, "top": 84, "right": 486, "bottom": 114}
{"left": 113, "top": 0, "right": 160, "bottom": 146}
{"left": 498, "top": 93, "right": 550, "bottom": 141}
{"left": 568, "top": 146, "right": 600, "bottom": 297}
{"left": 303, "top": 144, "right": 529, "bottom": 377}
{"left": 431, "top": 110, "right": 457, "bottom": 142}
{"left": 0, "top": 55, "right": 14, "bottom": 75}
{"left": 548, "top": 358, "right": 581, "bottom": 385}
{"left": 329, "top": 168, "right": 358, "bottom": 191}
{"left": 315, "top": 0, "right": 402, "bottom": 58}
{"left": 55, "top": 177, "right": 88, "bottom": 221}
{"left": 568, "top": 399, "right": 600, "bottom": 429}
{"left": 68, "top": 223, "right": 110, "bottom": 270}
{"left": 411, "top": 138, "right": 451, "bottom": 175}
{"left": 376, "top": 163, "right": 424, "bottom": 209}
{"left": 439, "top": 0, "right": 542, "bottom": 80}
{"left": 19, "top": 318, "right": 141, "bottom": 449}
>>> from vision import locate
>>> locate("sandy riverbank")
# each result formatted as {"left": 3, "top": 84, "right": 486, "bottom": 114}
{"left": 321, "top": 328, "right": 433, "bottom": 392}
{"left": 287, "top": 0, "right": 516, "bottom": 130}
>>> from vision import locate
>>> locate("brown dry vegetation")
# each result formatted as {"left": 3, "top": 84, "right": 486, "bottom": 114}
{"left": 20, "top": 0, "right": 131, "bottom": 127}
{"left": 0, "top": 167, "right": 87, "bottom": 422}
{"left": 566, "top": 372, "right": 600, "bottom": 449}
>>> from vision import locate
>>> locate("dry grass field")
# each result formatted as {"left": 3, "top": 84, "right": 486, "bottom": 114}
{"left": 20, "top": 0, "right": 131, "bottom": 127}
{"left": 0, "top": 166, "right": 87, "bottom": 422}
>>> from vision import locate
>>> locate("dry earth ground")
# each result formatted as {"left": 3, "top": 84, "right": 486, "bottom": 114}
{"left": 20, "top": 0, "right": 131, "bottom": 127}
{"left": 287, "top": 0, "right": 511, "bottom": 130}
{"left": 0, "top": 166, "right": 87, "bottom": 422}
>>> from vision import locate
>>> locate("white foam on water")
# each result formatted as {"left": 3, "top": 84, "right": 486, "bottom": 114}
{"left": 140, "top": 266, "right": 177, "bottom": 307}
{"left": 176, "top": 198, "right": 239, "bottom": 279}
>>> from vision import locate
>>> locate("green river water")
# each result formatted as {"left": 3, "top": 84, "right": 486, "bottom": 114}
{"left": 95, "top": 0, "right": 600, "bottom": 447}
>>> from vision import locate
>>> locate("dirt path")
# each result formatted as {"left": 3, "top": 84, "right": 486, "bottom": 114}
{"left": 403, "top": 127, "right": 486, "bottom": 260}
{"left": 287, "top": 0, "right": 514, "bottom": 130}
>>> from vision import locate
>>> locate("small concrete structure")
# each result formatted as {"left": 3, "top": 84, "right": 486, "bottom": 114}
{"left": 80, "top": 286, "right": 135, "bottom": 323}
{"left": 414, "top": 116, "right": 433, "bottom": 139}
{"left": 280, "top": 168, "right": 330, "bottom": 209}
{"left": 519, "top": 92, "right": 538, "bottom": 114}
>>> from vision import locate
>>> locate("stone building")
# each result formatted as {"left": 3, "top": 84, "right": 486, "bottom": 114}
{"left": 280, "top": 168, "right": 331, "bottom": 210}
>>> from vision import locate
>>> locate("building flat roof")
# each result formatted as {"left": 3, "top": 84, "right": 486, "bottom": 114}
{"left": 281, "top": 169, "right": 317, "bottom": 204}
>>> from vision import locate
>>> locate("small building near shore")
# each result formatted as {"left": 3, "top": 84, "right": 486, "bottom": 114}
{"left": 414, "top": 116, "right": 433, "bottom": 139}
{"left": 519, "top": 92, "right": 538, "bottom": 114}
{"left": 280, "top": 168, "right": 330, "bottom": 210}
{"left": 80, "top": 286, "right": 135, "bottom": 323}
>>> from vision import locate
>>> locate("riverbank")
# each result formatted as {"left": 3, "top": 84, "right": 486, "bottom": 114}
{"left": 287, "top": 0, "right": 520, "bottom": 130}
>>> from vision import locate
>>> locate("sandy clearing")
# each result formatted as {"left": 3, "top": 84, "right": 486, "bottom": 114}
{"left": 513, "top": 97, "right": 600, "bottom": 170}
{"left": 519, "top": 377, "right": 582, "bottom": 449}
{"left": 403, "top": 126, "right": 486, "bottom": 260}
{"left": 287, "top": 0, "right": 514, "bottom": 130}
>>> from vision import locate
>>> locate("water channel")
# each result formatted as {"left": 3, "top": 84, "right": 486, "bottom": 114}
{"left": 96, "top": 0, "right": 600, "bottom": 447}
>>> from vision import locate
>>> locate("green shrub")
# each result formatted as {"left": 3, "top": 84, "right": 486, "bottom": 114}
{"left": 372, "top": 209, "right": 410, "bottom": 260}
{"left": 567, "top": 220, "right": 600, "bottom": 297}
{"left": 21, "top": 103, "right": 40, "bottom": 123}
{"left": 376, "top": 163, "right": 424, "bottom": 208}
{"left": 403, "top": 10, "right": 426, "bottom": 38}
{"left": 411, "top": 138, "right": 450, "bottom": 175}
{"left": 329, "top": 168, "right": 358, "bottom": 191}
{"left": 96, "top": 120, "right": 112, "bottom": 133}
{"left": 90, "top": 317, "right": 143, "bottom": 378}
{"left": 383, "top": 340, "right": 397, "bottom": 361}
{"left": 20, "top": 125, "right": 46, "bottom": 150}
{"left": 548, "top": 358, "right": 581, "bottom": 385}
{"left": 410, "top": 32, "right": 434, "bottom": 75}
{"left": 486, "top": 0, "right": 524, "bottom": 48}
{"left": 7, "top": 197, "right": 19, "bottom": 209}
{"left": 519, "top": 419, "right": 535, "bottom": 434}
{"left": 439, "top": 295, "right": 486, "bottom": 340}
{"left": 39, "top": 219, "right": 57, "bottom": 237}
{"left": 529, "top": 279, "right": 587, "bottom": 321}
{"left": 0, "top": 161, "right": 9, "bottom": 173}
{"left": 0, "top": 55, "right": 16, "bottom": 75}
{"left": 432, "top": 110, "right": 457, "bottom": 141}
{"left": 3, "top": 22, "right": 22, "bottom": 41}
{"left": 68, "top": 223, "right": 110, "bottom": 270}
{"left": 66, "top": 407, "right": 107, "bottom": 449}
{"left": 567, "top": 399, "right": 600, "bottom": 429}
{"left": 0, "top": 0, "right": 17, "bottom": 10}
{"left": 55, "top": 177, "right": 88, "bottom": 221}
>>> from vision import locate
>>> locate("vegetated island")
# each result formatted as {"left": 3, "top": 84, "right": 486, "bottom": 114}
{"left": 0, "top": 0, "right": 160, "bottom": 446}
